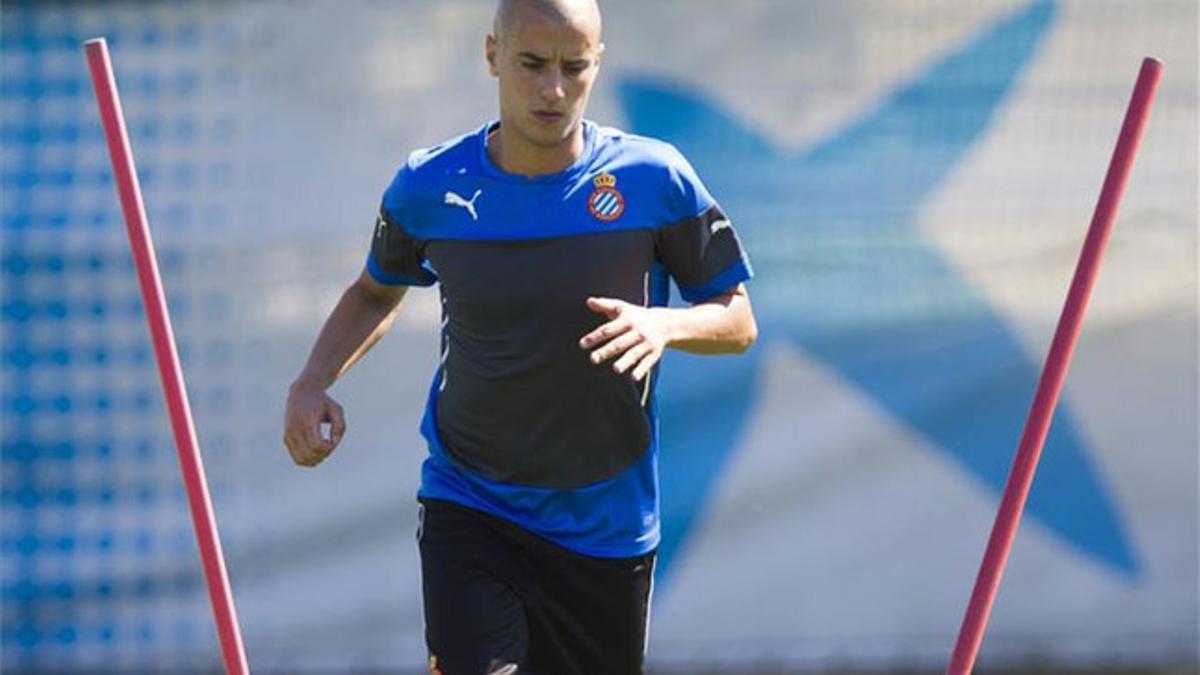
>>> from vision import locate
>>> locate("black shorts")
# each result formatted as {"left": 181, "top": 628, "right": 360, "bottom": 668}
{"left": 417, "top": 498, "right": 656, "bottom": 675}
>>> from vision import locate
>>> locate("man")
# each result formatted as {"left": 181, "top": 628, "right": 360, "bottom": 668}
{"left": 282, "top": 0, "right": 756, "bottom": 672}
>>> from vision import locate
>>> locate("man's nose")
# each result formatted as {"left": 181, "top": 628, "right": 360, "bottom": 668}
{"left": 540, "top": 68, "right": 565, "bottom": 100}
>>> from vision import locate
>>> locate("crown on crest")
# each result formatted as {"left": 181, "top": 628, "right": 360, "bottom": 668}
{"left": 593, "top": 172, "right": 617, "bottom": 188}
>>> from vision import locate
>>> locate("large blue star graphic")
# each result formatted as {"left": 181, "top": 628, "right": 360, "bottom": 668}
{"left": 622, "top": 0, "right": 1139, "bottom": 583}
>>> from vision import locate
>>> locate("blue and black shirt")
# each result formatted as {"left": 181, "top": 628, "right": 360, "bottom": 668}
{"left": 366, "top": 120, "right": 753, "bottom": 558}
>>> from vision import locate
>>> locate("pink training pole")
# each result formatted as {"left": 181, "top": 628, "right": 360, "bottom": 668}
{"left": 84, "top": 38, "right": 250, "bottom": 675}
{"left": 947, "top": 56, "right": 1163, "bottom": 675}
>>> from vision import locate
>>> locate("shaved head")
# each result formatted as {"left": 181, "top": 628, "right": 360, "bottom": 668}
{"left": 493, "top": 0, "right": 602, "bottom": 41}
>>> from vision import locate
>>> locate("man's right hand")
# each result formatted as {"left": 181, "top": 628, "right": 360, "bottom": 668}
{"left": 283, "top": 379, "right": 346, "bottom": 467}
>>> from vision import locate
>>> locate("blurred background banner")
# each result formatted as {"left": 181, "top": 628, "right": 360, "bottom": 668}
{"left": 2, "top": 1, "right": 1195, "bottom": 672}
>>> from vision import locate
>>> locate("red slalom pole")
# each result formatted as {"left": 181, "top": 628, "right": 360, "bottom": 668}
{"left": 947, "top": 57, "right": 1163, "bottom": 675}
{"left": 84, "top": 38, "right": 250, "bottom": 675}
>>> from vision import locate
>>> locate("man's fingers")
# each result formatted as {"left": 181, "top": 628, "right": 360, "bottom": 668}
{"left": 302, "top": 419, "right": 328, "bottom": 453}
{"left": 590, "top": 331, "right": 640, "bottom": 364}
{"left": 631, "top": 351, "right": 660, "bottom": 381}
{"left": 586, "top": 296, "right": 624, "bottom": 319}
{"left": 287, "top": 417, "right": 333, "bottom": 467}
{"left": 580, "top": 320, "right": 623, "bottom": 349}
{"left": 580, "top": 318, "right": 629, "bottom": 350}
{"left": 327, "top": 402, "right": 346, "bottom": 446}
{"left": 613, "top": 342, "right": 652, "bottom": 374}
{"left": 284, "top": 431, "right": 302, "bottom": 456}
{"left": 307, "top": 447, "right": 330, "bottom": 467}
{"left": 300, "top": 443, "right": 328, "bottom": 467}
{"left": 286, "top": 430, "right": 312, "bottom": 456}
{"left": 285, "top": 432, "right": 317, "bottom": 466}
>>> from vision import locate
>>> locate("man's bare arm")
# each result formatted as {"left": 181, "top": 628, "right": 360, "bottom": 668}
{"left": 283, "top": 270, "right": 408, "bottom": 467}
{"left": 292, "top": 270, "right": 409, "bottom": 390}
{"left": 657, "top": 284, "right": 756, "bottom": 355}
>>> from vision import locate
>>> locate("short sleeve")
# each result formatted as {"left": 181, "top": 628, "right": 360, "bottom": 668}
{"left": 653, "top": 149, "right": 753, "bottom": 303}
{"left": 365, "top": 167, "right": 438, "bottom": 287}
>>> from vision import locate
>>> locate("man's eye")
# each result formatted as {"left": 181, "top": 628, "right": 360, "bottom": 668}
{"left": 564, "top": 64, "right": 586, "bottom": 76}
{"left": 522, "top": 61, "right": 543, "bottom": 70}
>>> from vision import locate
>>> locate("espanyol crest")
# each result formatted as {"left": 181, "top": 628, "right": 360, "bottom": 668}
{"left": 587, "top": 172, "right": 625, "bottom": 222}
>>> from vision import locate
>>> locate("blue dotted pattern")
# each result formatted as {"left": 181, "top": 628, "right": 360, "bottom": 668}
{"left": 2, "top": 6, "right": 236, "bottom": 669}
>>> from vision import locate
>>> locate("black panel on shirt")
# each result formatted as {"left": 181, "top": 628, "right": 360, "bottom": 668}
{"left": 429, "top": 229, "right": 657, "bottom": 489}
{"left": 654, "top": 204, "right": 747, "bottom": 300}
{"left": 369, "top": 207, "right": 437, "bottom": 286}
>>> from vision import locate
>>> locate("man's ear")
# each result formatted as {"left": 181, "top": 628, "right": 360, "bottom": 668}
{"left": 486, "top": 34, "right": 499, "bottom": 77}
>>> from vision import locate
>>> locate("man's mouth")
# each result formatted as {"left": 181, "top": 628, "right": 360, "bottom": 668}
{"left": 533, "top": 110, "right": 564, "bottom": 124}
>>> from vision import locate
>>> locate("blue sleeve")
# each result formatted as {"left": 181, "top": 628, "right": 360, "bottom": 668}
{"left": 366, "top": 166, "right": 438, "bottom": 287}
{"left": 654, "top": 146, "right": 752, "bottom": 303}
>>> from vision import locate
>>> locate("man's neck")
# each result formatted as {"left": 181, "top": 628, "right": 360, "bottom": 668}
{"left": 487, "top": 122, "right": 585, "bottom": 177}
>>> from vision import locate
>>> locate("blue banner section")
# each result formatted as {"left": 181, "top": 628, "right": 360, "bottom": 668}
{"left": 627, "top": 0, "right": 1138, "bottom": 582}
{"left": 2, "top": 6, "right": 227, "bottom": 670}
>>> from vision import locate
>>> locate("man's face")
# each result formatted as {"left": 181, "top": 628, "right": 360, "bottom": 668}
{"left": 486, "top": 8, "right": 603, "bottom": 149}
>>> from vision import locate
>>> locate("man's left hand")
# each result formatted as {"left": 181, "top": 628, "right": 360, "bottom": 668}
{"left": 580, "top": 297, "right": 671, "bottom": 381}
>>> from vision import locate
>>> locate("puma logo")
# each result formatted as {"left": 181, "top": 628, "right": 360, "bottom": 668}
{"left": 444, "top": 189, "right": 482, "bottom": 221}
{"left": 710, "top": 218, "right": 732, "bottom": 235}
